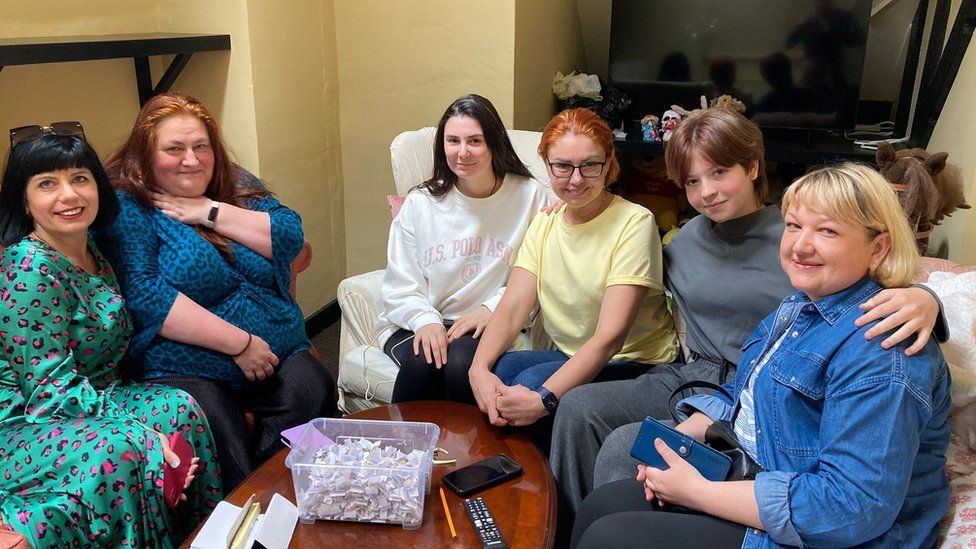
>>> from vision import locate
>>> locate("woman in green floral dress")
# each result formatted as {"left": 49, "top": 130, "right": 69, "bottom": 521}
{"left": 0, "top": 126, "right": 222, "bottom": 547}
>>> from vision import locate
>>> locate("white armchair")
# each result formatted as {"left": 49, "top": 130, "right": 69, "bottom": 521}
{"left": 336, "top": 127, "right": 553, "bottom": 413}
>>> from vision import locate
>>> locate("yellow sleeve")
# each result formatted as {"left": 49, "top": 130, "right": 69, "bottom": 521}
{"left": 513, "top": 209, "right": 546, "bottom": 276}
{"left": 606, "top": 211, "right": 663, "bottom": 289}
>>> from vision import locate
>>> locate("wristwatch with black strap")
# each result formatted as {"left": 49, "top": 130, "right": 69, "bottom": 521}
{"left": 535, "top": 386, "right": 559, "bottom": 415}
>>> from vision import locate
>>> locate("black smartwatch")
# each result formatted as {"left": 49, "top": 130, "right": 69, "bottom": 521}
{"left": 535, "top": 386, "right": 559, "bottom": 415}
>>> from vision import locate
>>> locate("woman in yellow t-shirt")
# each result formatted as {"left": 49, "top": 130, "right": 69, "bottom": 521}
{"left": 468, "top": 108, "right": 678, "bottom": 428}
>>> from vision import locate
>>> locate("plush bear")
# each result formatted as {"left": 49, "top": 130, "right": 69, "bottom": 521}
{"left": 710, "top": 94, "right": 746, "bottom": 113}
{"left": 875, "top": 141, "right": 970, "bottom": 252}
{"left": 613, "top": 154, "right": 689, "bottom": 234}
{"left": 672, "top": 94, "right": 746, "bottom": 118}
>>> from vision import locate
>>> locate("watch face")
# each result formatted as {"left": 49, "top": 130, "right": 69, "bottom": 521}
{"left": 542, "top": 393, "right": 559, "bottom": 414}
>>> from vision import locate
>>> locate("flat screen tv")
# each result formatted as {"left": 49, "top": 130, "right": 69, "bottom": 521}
{"left": 609, "top": 0, "right": 873, "bottom": 132}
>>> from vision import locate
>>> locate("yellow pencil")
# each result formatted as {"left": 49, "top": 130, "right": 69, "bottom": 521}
{"left": 439, "top": 486, "right": 457, "bottom": 539}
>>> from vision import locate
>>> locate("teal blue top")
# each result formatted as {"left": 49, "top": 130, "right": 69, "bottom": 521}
{"left": 95, "top": 168, "right": 310, "bottom": 389}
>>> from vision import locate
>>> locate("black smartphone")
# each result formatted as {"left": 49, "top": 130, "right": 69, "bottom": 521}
{"left": 442, "top": 454, "right": 523, "bottom": 497}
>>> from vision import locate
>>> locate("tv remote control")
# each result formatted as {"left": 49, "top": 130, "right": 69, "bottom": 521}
{"left": 463, "top": 497, "right": 507, "bottom": 548}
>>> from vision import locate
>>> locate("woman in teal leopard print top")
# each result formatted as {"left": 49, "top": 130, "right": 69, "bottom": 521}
{"left": 0, "top": 127, "right": 222, "bottom": 547}
{"left": 96, "top": 92, "right": 337, "bottom": 492}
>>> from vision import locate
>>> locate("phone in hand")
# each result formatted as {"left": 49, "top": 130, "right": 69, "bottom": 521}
{"left": 442, "top": 454, "right": 523, "bottom": 497}
{"left": 630, "top": 417, "right": 731, "bottom": 482}
{"left": 163, "top": 432, "right": 194, "bottom": 509}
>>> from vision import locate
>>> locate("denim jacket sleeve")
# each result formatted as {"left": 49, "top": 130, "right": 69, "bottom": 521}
{"left": 674, "top": 388, "right": 735, "bottom": 422}
{"left": 674, "top": 321, "right": 771, "bottom": 422}
{"left": 755, "top": 341, "right": 939, "bottom": 547}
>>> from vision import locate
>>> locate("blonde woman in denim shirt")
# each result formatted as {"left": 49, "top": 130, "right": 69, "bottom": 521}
{"left": 572, "top": 163, "right": 951, "bottom": 548}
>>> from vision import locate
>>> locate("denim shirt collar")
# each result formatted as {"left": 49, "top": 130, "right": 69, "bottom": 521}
{"left": 787, "top": 277, "right": 882, "bottom": 326}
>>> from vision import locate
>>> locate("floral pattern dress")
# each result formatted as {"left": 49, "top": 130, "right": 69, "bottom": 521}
{"left": 0, "top": 237, "right": 223, "bottom": 548}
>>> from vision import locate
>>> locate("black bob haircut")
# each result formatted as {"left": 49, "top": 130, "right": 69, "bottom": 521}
{"left": 417, "top": 94, "right": 532, "bottom": 197}
{"left": 0, "top": 134, "right": 119, "bottom": 247}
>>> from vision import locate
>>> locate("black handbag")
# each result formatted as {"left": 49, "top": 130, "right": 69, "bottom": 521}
{"left": 669, "top": 381, "right": 763, "bottom": 481}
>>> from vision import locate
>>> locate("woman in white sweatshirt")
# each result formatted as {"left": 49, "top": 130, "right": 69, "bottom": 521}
{"left": 377, "top": 94, "right": 550, "bottom": 404}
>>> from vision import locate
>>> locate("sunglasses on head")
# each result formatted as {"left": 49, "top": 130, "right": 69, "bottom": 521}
{"left": 9, "top": 121, "right": 87, "bottom": 149}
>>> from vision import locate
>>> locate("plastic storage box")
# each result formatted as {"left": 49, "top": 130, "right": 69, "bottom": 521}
{"left": 284, "top": 417, "right": 440, "bottom": 529}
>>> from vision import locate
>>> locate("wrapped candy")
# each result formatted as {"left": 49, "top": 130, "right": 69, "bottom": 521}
{"left": 299, "top": 437, "right": 428, "bottom": 526}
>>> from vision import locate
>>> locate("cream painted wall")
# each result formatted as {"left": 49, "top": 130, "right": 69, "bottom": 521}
{"left": 0, "top": 2, "right": 157, "bottom": 159}
{"left": 576, "top": 0, "right": 611, "bottom": 80}
{"left": 156, "top": 0, "right": 260, "bottom": 175}
{"left": 0, "top": 0, "right": 254, "bottom": 195}
{"left": 0, "top": 1, "right": 257, "bottom": 170}
{"left": 245, "top": 0, "right": 346, "bottom": 311}
{"left": 925, "top": 1, "right": 976, "bottom": 265}
{"left": 335, "top": 0, "right": 517, "bottom": 276}
{"left": 514, "top": 0, "right": 587, "bottom": 132}
{"left": 1, "top": 0, "right": 345, "bottom": 312}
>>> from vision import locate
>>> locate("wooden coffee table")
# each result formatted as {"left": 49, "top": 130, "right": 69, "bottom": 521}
{"left": 184, "top": 401, "right": 556, "bottom": 548}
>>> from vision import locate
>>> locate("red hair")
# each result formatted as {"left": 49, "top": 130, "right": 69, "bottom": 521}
{"left": 538, "top": 108, "right": 621, "bottom": 184}
{"left": 104, "top": 92, "right": 267, "bottom": 254}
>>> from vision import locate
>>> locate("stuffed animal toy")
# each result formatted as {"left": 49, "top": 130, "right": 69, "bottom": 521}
{"left": 641, "top": 114, "right": 662, "bottom": 142}
{"left": 614, "top": 154, "right": 689, "bottom": 233}
{"left": 664, "top": 95, "right": 747, "bottom": 143}
{"left": 672, "top": 95, "right": 746, "bottom": 118}
{"left": 660, "top": 110, "right": 683, "bottom": 142}
{"left": 671, "top": 96, "right": 709, "bottom": 119}
{"left": 876, "top": 141, "right": 970, "bottom": 252}
{"left": 710, "top": 94, "right": 746, "bottom": 113}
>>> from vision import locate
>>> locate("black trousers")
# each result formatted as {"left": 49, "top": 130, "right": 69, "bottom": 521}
{"left": 153, "top": 350, "right": 337, "bottom": 492}
{"left": 385, "top": 324, "right": 479, "bottom": 405}
{"left": 572, "top": 478, "right": 747, "bottom": 549}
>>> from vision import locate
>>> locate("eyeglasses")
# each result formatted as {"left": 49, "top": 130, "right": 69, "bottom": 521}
{"left": 546, "top": 159, "right": 606, "bottom": 179}
{"left": 9, "top": 121, "right": 86, "bottom": 149}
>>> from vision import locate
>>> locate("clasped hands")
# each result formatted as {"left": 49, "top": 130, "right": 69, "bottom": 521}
{"left": 469, "top": 369, "right": 547, "bottom": 427}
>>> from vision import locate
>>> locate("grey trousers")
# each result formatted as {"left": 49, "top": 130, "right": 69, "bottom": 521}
{"left": 550, "top": 357, "right": 733, "bottom": 515}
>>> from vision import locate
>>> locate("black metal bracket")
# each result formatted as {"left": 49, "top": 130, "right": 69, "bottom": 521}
{"left": 910, "top": 0, "right": 976, "bottom": 148}
{"left": 0, "top": 33, "right": 230, "bottom": 106}
{"left": 895, "top": 0, "right": 928, "bottom": 139}
{"left": 133, "top": 53, "right": 193, "bottom": 105}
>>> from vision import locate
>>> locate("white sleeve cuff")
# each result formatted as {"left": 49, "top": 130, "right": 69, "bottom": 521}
{"left": 482, "top": 292, "right": 504, "bottom": 313}
{"left": 408, "top": 311, "right": 443, "bottom": 333}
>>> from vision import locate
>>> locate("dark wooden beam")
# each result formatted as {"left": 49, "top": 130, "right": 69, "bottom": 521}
{"left": 913, "top": 0, "right": 976, "bottom": 147}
